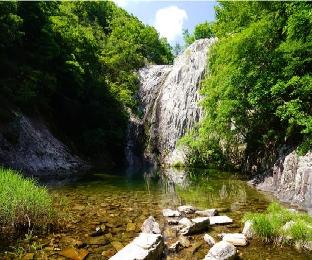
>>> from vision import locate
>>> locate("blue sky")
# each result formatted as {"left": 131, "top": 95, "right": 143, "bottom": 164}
{"left": 113, "top": 0, "right": 217, "bottom": 45}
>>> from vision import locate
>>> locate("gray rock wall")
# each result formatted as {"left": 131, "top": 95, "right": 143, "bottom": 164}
{"left": 254, "top": 149, "right": 312, "bottom": 213}
{"left": 0, "top": 113, "right": 88, "bottom": 177}
{"left": 126, "top": 38, "right": 217, "bottom": 167}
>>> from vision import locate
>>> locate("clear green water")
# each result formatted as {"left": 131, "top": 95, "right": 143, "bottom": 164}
{"left": 2, "top": 168, "right": 312, "bottom": 259}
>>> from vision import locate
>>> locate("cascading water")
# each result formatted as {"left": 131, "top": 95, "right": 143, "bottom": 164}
{"left": 126, "top": 38, "right": 217, "bottom": 167}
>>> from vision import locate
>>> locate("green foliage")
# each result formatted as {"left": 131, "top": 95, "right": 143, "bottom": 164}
{"left": 0, "top": 168, "right": 55, "bottom": 237}
{"left": 183, "top": 21, "right": 214, "bottom": 47}
{"left": 185, "top": 2, "right": 312, "bottom": 169}
{"left": 0, "top": 1, "right": 173, "bottom": 163}
{"left": 244, "top": 202, "right": 312, "bottom": 244}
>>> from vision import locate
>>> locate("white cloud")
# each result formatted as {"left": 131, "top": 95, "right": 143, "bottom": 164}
{"left": 154, "top": 6, "right": 188, "bottom": 43}
{"left": 113, "top": 0, "right": 127, "bottom": 8}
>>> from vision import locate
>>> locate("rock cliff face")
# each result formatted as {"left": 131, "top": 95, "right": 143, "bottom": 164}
{"left": 0, "top": 113, "right": 88, "bottom": 177}
{"left": 253, "top": 148, "right": 312, "bottom": 213}
{"left": 126, "top": 38, "right": 217, "bottom": 167}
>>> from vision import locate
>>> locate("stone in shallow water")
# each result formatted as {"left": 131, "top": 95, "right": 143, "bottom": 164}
{"left": 221, "top": 233, "right": 248, "bottom": 246}
{"left": 109, "top": 233, "right": 164, "bottom": 260}
{"left": 178, "top": 217, "right": 193, "bottom": 226}
{"left": 204, "top": 241, "right": 236, "bottom": 260}
{"left": 204, "top": 234, "right": 216, "bottom": 246}
{"left": 209, "top": 216, "right": 233, "bottom": 225}
{"left": 178, "top": 205, "right": 195, "bottom": 214}
{"left": 162, "top": 209, "right": 181, "bottom": 217}
{"left": 167, "top": 218, "right": 179, "bottom": 225}
{"left": 126, "top": 222, "right": 136, "bottom": 232}
{"left": 111, "top": 241, "right": 124, "bottom": 251}
{"left": 141, "top": 216, "right": 161, "bottom": 234}
{"left": 196, "top": 209, "right": 218, "bottom": 217}
{"left": 242, "top": 220, "right": 254, "bottom": 239}
{"left": 180, "top": 217, "right": 210, "bottom": 235}
{"left": 87, "top": 236, "right": 110, "bottom": 246}
{"left": 168, "top": 240, "right": 184, "bottom": 253}
{"left": 59, "top": 248, "right": 89, "bottom": 260}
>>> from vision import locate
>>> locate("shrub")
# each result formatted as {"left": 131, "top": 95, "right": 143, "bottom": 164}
{"left": 244, "top": 202, "right": 312, "bottom": 246}
{"left": 0, "top": 168, "right": 55, "bottom": 237}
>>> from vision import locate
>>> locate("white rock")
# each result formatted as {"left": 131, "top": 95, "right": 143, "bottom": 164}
{"left": 180, "top": 217, "right": 210, "bottom": 235}
{"left": 222, "top": 233, "right": 248, "bottom": 246}
{"left": 178, "top": 217, "right": 192, "bottom": 226}
{"left": 141, "top": 216, "right": 161, "bottom": 234}
{"left": 242, "top": 220, "right": 254, "bottom": 239}
{"left": 162, "top": 209, "right": 181, "bottom": 217}
{"left": 209, "top": 216, "right": 233, "bottom": 225}
{"left": 204, "top": 241, "right": 237, "bottom": 260}
{"left": 178, "top": 205, "right": 195, "bottom": 214}
{"left": 110, "top": 233, "right": 164, "bottom": 260}
{"left": 196, "top": 209, "right": 218, "bottom": 217}
{"left": 167, "top": 218, "right": 179, "bottom": 225}
{"left": 204, "top": 234, "right": 216, "bottom": 246}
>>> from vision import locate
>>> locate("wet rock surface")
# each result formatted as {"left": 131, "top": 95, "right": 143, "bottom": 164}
{"left": 126, "top": 38, "right": 217, "bottom": 167}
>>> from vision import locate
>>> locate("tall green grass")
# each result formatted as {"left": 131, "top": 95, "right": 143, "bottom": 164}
{"left": 244, "top": 202, "right": 312, "bottom": 247}
{"left": 0, "top": 168, "right": 55, "bottom": 237}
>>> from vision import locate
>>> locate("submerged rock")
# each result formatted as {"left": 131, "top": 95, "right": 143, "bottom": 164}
{"left": 209, "top": 216, "right": 233, "bottom": 225}
{"left": 204, "top": 234, "right": 216, "bottom": 246}
{"left": 178, "top": 205, "right": 195, "bottom": 214}
{"left": 59, "top": 248, "right": 89, "bottom": 260}
{"left": 141, "top": 216, "right": 161, "bottom": 234}
{"left": 109, "top": 233, "right": 164, "bottom": 260}
{"left": 90, "top": 227, "right": 104, "bottom": 237}
{"left": 196, "top": 209, "right": 218, "bottom": 217}
{"left": 162, "top": 209, "right": 181, "bottom": 217}
{"left": 221, "top": 233, "right": 248, "bottom": 246}
{"left": 204, "top": 241, "right": 237, "bottom": 260}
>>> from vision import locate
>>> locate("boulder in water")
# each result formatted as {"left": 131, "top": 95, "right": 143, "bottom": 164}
{"left": 141, "top": 216, "right": 161, "bottom": 234}
{"left": 162, "top": 209, "right": 181, "bottom": 217}
{"left": 204, "top": 241, "right": 237, "bottom": 260}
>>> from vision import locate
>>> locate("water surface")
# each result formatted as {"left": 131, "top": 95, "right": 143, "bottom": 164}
{"left": 3, "top": 168, "right": 311, "bottom": 259}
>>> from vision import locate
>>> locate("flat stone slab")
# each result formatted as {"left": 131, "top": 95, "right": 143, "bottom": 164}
{"left": 209, "top": 216, "right": 233, "bottom": 225}
{"left": 180, "top": 217, "right": 210, "bottom": 235}
{"left": 196, "top": 209, "right": 218, "bottom": 217}
{"left": 178, "top": 205, "right": 195, "bottom": 214}
{"left": 162, "top": 209, "right": 181, "bottom": 217}
{"left": 221, "top": 233, "right": 248, "bottom": 246}
{"left": 204, "top": 241, "right": 237, "bottom": 260}
{"left": 110, "top": 233, "right": 164, "bottom": 260}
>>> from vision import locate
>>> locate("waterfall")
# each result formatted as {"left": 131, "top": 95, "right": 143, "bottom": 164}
{"left": 126, "top": 38, "right": 217, "bottom": 167}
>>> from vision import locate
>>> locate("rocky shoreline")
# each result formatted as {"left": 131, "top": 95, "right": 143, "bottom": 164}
{"left": 110, "top": 205, "right": 252, "bottom": 260}
{"left": 250, "top": 148, "right": 312, "bottom": 214}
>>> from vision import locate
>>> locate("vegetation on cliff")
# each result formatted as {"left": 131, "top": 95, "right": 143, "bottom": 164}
{"left": 0, "top": 1, "right": 173, "bottom": 165}
{"left": 183, "top": 2, "right": 312, "bottom": 171}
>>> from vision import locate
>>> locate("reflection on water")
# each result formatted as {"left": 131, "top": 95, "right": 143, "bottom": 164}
{"left": 2, "top": 167, "right": 310, "bottom": 259}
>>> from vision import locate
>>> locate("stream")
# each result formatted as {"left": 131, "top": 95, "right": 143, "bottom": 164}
{"left": 2, "top": 168, "right": 311, "bottom": 259}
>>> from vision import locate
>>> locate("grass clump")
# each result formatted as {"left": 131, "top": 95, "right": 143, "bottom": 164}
{"left": 244, "top": 202, "right": 312, "bottom": 247}
{"left": 0, "top": 168, "right": 55, "bottom": 237}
